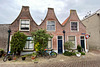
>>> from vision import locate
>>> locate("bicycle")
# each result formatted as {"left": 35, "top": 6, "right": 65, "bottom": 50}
{"left": 46, "top": 49, "right": 57, "bottom": 58}
{"left": 36, "top": 50, "right": 50, "bottom": 59}
{"left": 3, "top": 54, "right": 13, "bottom": 62}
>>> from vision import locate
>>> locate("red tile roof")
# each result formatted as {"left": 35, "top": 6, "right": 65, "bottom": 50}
{"left": 62, "top": 17, "right": 69, "bottom": 25}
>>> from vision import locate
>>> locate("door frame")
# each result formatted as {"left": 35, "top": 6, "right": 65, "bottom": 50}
{"left": 80, "top": 35, "right": 86, "bottom": 51}
{"left": 57, "top": 36, "right": 64, "bottom": 53}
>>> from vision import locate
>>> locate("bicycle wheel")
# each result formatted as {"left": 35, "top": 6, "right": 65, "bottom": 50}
{"left": 43, "top": 52, "right": 50, "bottom": 59}
{"left": 3, "top": 56, "right": 7, "bottom": 62}
{"left": 50, "top": 52, "right": 57, "bottom": 58}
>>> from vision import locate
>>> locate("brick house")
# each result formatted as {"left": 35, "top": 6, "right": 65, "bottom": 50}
{"left": 0, "top": 6, "right": 87, "bottom": 53}
{"left": 39, "top": 8, "right": 87, "bottom": 53}
{"left": 9, "top": 6, "right": 38, "bottom": 53}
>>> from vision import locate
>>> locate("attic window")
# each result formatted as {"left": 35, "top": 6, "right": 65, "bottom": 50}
{"left": 20, "top": 19, "right": 30, "bottom": 31}
{"left": 71, "top": 22, "right": 79, "bottom": 31}
{"left": 47, "top": 21, "right": 55, "bottom": 31}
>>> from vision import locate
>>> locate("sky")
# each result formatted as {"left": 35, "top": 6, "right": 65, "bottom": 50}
{"left": 0, "top": 0, "right": 100, "bottom": 25}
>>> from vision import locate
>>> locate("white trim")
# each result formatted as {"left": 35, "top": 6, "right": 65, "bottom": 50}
{"left": 80, "top": 35, "right": 86, "bottom": 51}
{"left": 46, "top": 20, "right": 56, "bottom": 31}
{"left": 67, "top": 36, "right": 77, "bottom": 49}
{"left": 19, "top": 19, "right": 30, "bottom": 31}
{"left": 70, "top": 21, "right": 79, "bottom": 32}
{"left": 57, "top": 36, "right": 64, "bottom": 53}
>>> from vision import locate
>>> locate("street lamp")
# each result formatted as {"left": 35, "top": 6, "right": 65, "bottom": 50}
{"left": 63, "top": 30, "right": 65, "bottom": 44}
{"left": 7, "top": 29, "right": 11, "bottom": 55}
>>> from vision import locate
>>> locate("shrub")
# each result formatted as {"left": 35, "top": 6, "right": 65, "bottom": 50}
{"left": 77, "top": 45, "right": 82, "bottom": 52}
{"left": 10, "top": 31, "right": 27, "bottom": 55}
{"left": 81, "top": 52, "right": 85, "bottom": 55}
{"left": 64, "top": 41, "right": 74, "bottom": 50}
{"left": 63, "top": 51, "right": 75, "bottom": 56}
{"left": 32, "top": 29, "right": 53, "bottom": 52}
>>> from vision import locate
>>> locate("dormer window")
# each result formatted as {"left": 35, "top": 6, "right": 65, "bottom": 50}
{"left": 71, "top": 22, "right": 79, "bottom": 31}
{"left": 19, "top": 19, "right": 30, "bottom": 31}
{"left": 47, "top": 21, "right": 55, "bottom": 31}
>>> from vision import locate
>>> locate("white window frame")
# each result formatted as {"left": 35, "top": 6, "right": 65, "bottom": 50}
{"left": 19, "top": 19, "right": 30, "bottom": 31}
{"left": 70, "top": 21, "right": 79, "bottom": 32}
{"left": 24, "top": 36, "right": 34, "bottom": 50}
{"left": 46, "top": 20, "right": 56, "bottom": 31}
{"left": 47, "top": 38, "right": 52, "bottom": 49}
{"left": 67, "top": 36, "right": 77, "bottom": 49}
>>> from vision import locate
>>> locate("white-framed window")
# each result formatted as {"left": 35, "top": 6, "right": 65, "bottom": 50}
{"left": 71, "top": 22, "right": 79, "bottom": 31}
{"left": 47, "top": 21, "right": 55, "bottom": 31}
{"left": 19, "top": 19, "right": 30, "bottom": 31}
{"left": 68, "top": 36, "right": 76, "bottom": 49}
{"left": 47, "top": 38, "right": 52, "bottom": 49}
{"left": 24, "top": 37, "right": 34, "bottom": 49}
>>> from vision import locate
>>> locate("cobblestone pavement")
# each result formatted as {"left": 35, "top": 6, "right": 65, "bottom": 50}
{"left": 0, "top": 51, "right": 100, "bottom": 67}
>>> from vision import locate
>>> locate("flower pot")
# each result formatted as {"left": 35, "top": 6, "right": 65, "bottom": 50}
{"left": 13, "top": 57, "right": 16, "bottom": 60}
{"left": 8, "top": 58, "right": 12, "bottom": 61}
{"left": 31, "top": 56, "right": 35, "bottom": 60}
{"left": 0, "top": 54, "right": 2, "bottom": 58}
{"left": 76, "top": 53, "right": 81, "bottom": 57}
{"left": 22, "top": 57, "right": 26, "bottom": 60}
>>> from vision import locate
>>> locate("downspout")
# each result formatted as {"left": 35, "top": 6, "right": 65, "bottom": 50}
{"left": 7, "top": 29, "right": 11, "bottom": 55}
{"left": 63, "top": 30, "right": 65, "bottom": 49}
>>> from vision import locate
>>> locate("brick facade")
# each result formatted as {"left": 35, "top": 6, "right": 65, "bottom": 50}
{"left": 0, "top": 6, "right": 87, "bottom": 53}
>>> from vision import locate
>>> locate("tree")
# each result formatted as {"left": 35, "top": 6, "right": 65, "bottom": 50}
{"left": 64, "top": 41, "right": 74, "bottom": 50}
{"left": 32, "top": 29, "right": 53, "bottom": 52}
{"left": 10, "top": 31, "right": 27, "bottom": 55}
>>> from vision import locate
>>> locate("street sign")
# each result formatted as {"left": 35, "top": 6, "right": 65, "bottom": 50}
{"left": 85, "top": 34, "right": 89, "bottom": 39}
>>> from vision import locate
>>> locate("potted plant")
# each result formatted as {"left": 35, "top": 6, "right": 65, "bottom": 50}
{"left": 21, "top": 55, "right": 26, "bottom": 60}
{"left": 8, "top": 55, "right": 12, "bottom": 61}
{"left": 13, "top": 56, "right": 17, "bottom": 60}
{"left": 76, "top": 52, "right": 81, "bottom": 57}
{"left": 31, "top": 52, "right": 36, "bottom": 60}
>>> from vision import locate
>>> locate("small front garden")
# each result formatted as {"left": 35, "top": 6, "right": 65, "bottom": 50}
{"left": 2, "top": 29, "right": 56, "bottom": 62}
{"left": 63, "top": 41, "right": 85, "bottom": 57}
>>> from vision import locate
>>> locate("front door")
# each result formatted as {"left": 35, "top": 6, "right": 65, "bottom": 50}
{"left": 80, "top": 36, "right": 85, "bottom": 51}
{"left": 58, "top": 36, "right": 63, "bottom": 53}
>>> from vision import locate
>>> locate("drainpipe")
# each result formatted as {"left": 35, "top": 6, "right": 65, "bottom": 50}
{"left": 7, "top": 29, "right": 11, "bottom": 55}
{"left": 63, "top": 30, "right": 65, "bottom": 45}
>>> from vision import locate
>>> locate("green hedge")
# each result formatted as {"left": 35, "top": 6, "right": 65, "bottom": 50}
{"left": 81, "top": 52, "right": 85, "bottom": 55}
{"left": 63, "top": 51, "right": 76, "bottom": 56}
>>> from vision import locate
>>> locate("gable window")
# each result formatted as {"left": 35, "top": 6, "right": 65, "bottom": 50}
{"left": 71, "top": 22, "right": 78, "bottom": 31}
{"left": 20, "top": 19, "right": 30, "bottom": 31}
{"left": 47, "top": 21, "right": 55, "bottom": 31}
{"left": 24, "top": 37, "right": 34, "bottom": 49}
{"left": 47, "top": 38, "right": 52, "bottom": 49}
{"left": 68, "top": 36, "right": 76, "bottom": 49}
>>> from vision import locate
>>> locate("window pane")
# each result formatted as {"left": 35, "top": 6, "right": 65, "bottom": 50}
{"left": 81, "top": 36, "right": 84, "bottom": 40}
{"left": 58, "top": 36, "right": 62, "bottom": 39}
{"left": 71, "top": 22, "right": 77, "bottom": 31}
{"left": 48, "top": 40, "right": 52, "bottom": 48}
{"left": 48, "top": 38, "right": 52, "bottom": 48}
{"left": 25, "top": 41, "right": 29, "bottom": 48}
{"left": 20, "top": 20, "right": 30, "bottom": 31}
{"left": 47, "top": 21, "right": 55, "bottom": 31}
{"left": 68, "top": 36, "right": 75, "bottom": 48}
{"left": 69, "top": 36, "right": 75, "bottom": 41}
{"left": 29, "top": 41, "right": 33, "bottom": 48}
